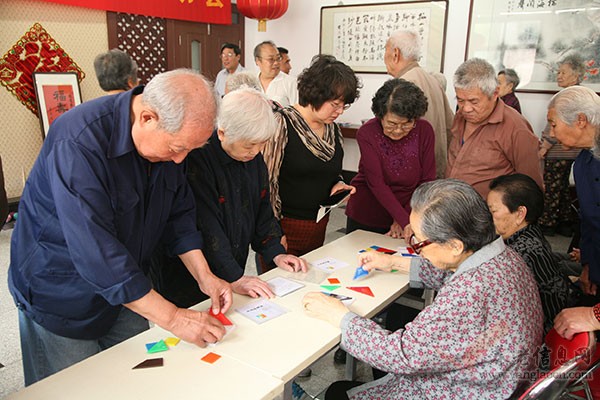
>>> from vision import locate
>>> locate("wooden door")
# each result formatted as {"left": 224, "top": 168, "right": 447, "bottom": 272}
{"left": 167, "top": 6, "right": 244, "bottom": 82}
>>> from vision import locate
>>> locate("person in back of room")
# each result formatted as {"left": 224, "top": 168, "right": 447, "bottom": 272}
{"left": 254, "top": 41, "right": 297, "bottom": 107}
{"left": 150, "top": 88, "right": 307, "bottom": 308}
{"left": 278, "top": 46, "right": 292, "bottom": 75}
{"left": 93, "top": 48, "right": 139, "bottom": 95}
{"left": 497, "top": 68, "right": 522, "bottom": 113}
{"left": 345, "top": 78, "right": 435, "bottom": 239}
{"left": 538, "top": 54, "right": 586, "bottom": 237}
{"left": 303, "top": 179, "right": 543, "bottom": 399}
{"left": 214, "top": 42, "right": 245, "bottom": 98}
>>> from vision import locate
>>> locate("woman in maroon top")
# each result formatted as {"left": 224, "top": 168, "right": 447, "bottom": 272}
{"left": 345, "top": 78, "right": 436, "bottom": 237}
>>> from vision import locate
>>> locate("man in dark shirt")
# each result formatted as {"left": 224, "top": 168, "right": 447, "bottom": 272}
{"left": 8, "top": 69, "right": 232, "bottom": 385}
{"left": 151, "top": 88, "right": 306, "bottom": 308}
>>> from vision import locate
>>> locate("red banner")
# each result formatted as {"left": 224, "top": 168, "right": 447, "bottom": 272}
{"left": 35, "top": 0, "right": 231, "bottom": 24}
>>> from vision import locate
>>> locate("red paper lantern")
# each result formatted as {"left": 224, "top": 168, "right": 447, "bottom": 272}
{"left": 237, "top": 0, "right": 289, "bottom": 32}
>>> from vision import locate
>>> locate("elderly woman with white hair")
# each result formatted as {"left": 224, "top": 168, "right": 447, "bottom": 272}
{"left": 150, "top": 88, "right": 307, "bottom": 307}
{"left": 303, "top": 179, "right": 543, "bottom": 399}
{"left": 549, "top": 86, "right": 600, "bottom": 337}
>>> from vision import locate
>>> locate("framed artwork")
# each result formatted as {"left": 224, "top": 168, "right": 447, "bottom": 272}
{"left": 33, "top": 72, "right": 82, "bottom": 138}
{"left": 320, "top": 1, "right": 448, "bottom": 73}
{"left": 466, "top": 0, "right": 600, "bottom": 93}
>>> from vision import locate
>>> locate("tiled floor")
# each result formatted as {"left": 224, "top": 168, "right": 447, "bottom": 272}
{"left": 0, "top": 206, "right": 573, "bottom": 399}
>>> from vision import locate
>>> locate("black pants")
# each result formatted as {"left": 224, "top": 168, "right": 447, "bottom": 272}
{"left": 324, "top": 381, "right": 364, "bottom": 400}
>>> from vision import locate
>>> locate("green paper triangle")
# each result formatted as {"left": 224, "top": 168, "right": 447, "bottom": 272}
{"left": 320, "top": 285, "right": 341, "bottom": 291}
{"left": 148, "top": 339, "right": 169, "bottom": 354}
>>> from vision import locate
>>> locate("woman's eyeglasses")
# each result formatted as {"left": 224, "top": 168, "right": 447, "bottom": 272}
{"left": 409, "top": 233, "right": 432, "bottom": 255}
{"left": 329, "top": 101, "right": 351, "bottom": 112}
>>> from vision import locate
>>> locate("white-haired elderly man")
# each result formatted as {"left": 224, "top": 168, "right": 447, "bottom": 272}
{"left": 151, "top": 88, "right": 307, "bottom": 308}
{"left": 446, "top": 58, "right": 543, "bottom": 199}
{"left": 384, "top": 29, "right": 454, "bottom": 178}
{"left": 9, "top": 69, "right": 233, "bottom": 386}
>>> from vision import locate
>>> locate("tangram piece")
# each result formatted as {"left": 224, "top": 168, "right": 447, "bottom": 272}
{"left": 209, "top": 309, "right": 233, "bottom": 326}
{"left": 327, "top": 278, "right": 340, "bottom": 284}
{"left": 359, "top": 245, "right": 397, "bottom": 255}
{"left": 0, "top": 23, "right": 85, "bottom": 114}
{"left": 145, "top": 341, "right": 157, "bottom": 351}
{"left": 132, "top": 358, "right": 164, "bottom": 369}
{"left": 391, "top": 269, "right": 399, "bottom": 273}
{"left": 147, "top": 340, "right": 169, "bottom": 354}
{"left": 320, "top": 285, "right": 341, "bottom": 292}
{"left": 201, "top": 352, "right": 221, "bottom": 364}
{"left": 347, "top": 286, "right": 374, "bottom": 297}
{"left": 353, "top": 266, "right": 368, "bottom": 281}
{"left": 165, "top": 337, "right": 181, "bottom": 347}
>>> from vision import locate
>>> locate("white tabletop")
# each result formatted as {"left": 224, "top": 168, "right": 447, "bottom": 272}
{"left": 7, "top": 324, "right": 283, "bottom": 400}
{"left": 190, "top": 230, "right": 410, "bottom": 382}
{"left": 7, "top": 230, "right": 410, "bottom": 400}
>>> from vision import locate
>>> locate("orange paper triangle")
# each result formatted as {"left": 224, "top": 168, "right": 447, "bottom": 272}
{"left": 347, "top": 286, "right": 374, "bottom": 297}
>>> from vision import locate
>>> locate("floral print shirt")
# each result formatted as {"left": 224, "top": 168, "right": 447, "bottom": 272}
{"left": 341, "top": 238, "right": 543, "bottom": 399}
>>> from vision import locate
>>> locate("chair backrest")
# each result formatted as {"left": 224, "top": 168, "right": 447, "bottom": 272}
{"left": 546, "top": 328, "right": 596, "bottom": 368}
{"left": 517, "top": 329, "right": 597, "bottom": 400}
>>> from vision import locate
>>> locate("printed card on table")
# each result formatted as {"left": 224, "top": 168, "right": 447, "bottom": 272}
{"left": 235, "top": 299, "right": 288, "bottom": 325}
{"left": 397, "top": 246, "right": 418, "bottom": 257}
{"left": 311, "top": 257, "right": 349, "bottom": 273}
{"left": 267, "top": 276, "right": 305, "bottom": 297}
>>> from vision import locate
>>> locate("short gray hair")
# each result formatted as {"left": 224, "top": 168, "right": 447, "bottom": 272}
{"left": 225, "top": 72, "right": 261, "bottom": 93}
{"left": 94, "top": 49, "right": 138, "bottom": 92}
{"left": 559, "top": 54, "right": 586, "bottom": 84}
{"left": 498, "top": 68, "right": 520, "bottom": 91}
{"left": 217, "top": 88, "right": 276, "bottom": 143}
{"left": 387, "top": 30, "right": 421, "bottom": 61}
{"left": 253, "top": 40, "right": 277, "bottom": 60}
{"left": 142, "top": 69, "right": 217, "bottom": 134}
{"left": 548, "top": 85, "right": 600, "bottom": 154}
{"left": 411, "top": 179, "right": 497, "bottom": 252}
{"left": 454, "top": 58, "right": 498, "bottom": 97}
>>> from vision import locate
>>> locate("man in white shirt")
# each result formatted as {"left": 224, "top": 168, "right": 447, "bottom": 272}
{"left": 254, "top": 41, "right": 298, "bottom": 107}
{"left": 214, "top": 43, "right": 245, "bottom": 98}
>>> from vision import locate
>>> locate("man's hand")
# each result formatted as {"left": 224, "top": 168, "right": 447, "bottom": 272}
{"left": 166, "top": 308, "right": 226, "bottom": 347}
{"left": 231, "top": 275, "right": 275, "bottom": 299}
{"left": 197, "top": 272, "right": 233, "bottom": 314}
{"left": 273, "top": 254, "right": 308, "bottom": 272}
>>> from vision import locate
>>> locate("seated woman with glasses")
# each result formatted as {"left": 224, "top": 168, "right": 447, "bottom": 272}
{"left": 262, "top": 54, "right": 360, "bottom": 260}
{"left": 487, "top": 173, "right": 570, "bottom": 335}
{"left": 303, "top": 179, "right": 543, "bottom": 399}
{"left": 345, "top": 78, "right": 436, "bottom": 238}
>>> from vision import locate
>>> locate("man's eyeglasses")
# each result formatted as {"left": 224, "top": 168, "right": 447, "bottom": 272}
{"left": 329, "top": 101, "right": 351, "bottom": 112}
{"left": 258, "top": 55, "right": 282, "bottom": 64}
{"left": 221, "top": 53, "right": 236, "bottom": 59}
{"left": 409, "top": 233, "right": 432, "bottom": 255}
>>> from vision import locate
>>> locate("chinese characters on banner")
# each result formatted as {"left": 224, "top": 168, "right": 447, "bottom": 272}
{"left": 506, "top": 0, "right": 557, "bottom": 13}
{"left": 333, "top": 9, "right": 430, "bottom": 68}
{"left": 42, "top": 85, "right": 76, "bottom": 126}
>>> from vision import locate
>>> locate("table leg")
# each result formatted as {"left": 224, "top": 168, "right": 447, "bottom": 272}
{"left": 344, "top": 352, "right": 357, "bottom": 380}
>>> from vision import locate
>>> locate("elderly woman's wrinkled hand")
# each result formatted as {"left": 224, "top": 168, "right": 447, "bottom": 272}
{"left": 274, "top": 254, "right": 308, "bottom": 273}
{"left": 302, "top": 292, "right": 348, "bottom": 327}
{"left": 386, "top": 220, "right": 403, "bottom": 239}
{"left": 358, "top": 251, "right": 399, "bottom": 273}
{"left": 554, "top": 306, "right": 600, "bottom": 340}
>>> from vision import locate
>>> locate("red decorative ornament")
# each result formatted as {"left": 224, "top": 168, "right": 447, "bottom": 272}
{"left": 237, "top": 0, "right": 289, "bottom": 32}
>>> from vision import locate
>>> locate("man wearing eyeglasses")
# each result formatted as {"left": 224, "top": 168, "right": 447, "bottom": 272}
{"left": 215, "top": 43, "right": 245, "bottom": 98}
{"left": 253, "top": 41, "right": 298, "bottom": 107}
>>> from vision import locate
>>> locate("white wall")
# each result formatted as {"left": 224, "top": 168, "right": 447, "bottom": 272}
{"left": 243, "top": 0, "right": 554, "bottom": 170}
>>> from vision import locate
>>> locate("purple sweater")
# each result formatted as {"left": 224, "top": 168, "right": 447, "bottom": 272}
{"left": 346, "top": 118, "right": 436, "bottom": 229}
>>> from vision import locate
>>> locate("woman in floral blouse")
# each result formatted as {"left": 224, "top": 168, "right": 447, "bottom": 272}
{"left": 303, "top": 179, "right": 543, "bottom": 399}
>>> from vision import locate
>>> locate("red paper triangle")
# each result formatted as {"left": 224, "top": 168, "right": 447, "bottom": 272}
{"left": 347, "top": 286, "right": 374, "bottom": 297}
{"left": 209, "top": 309, "right": 233, "bottom": 326}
